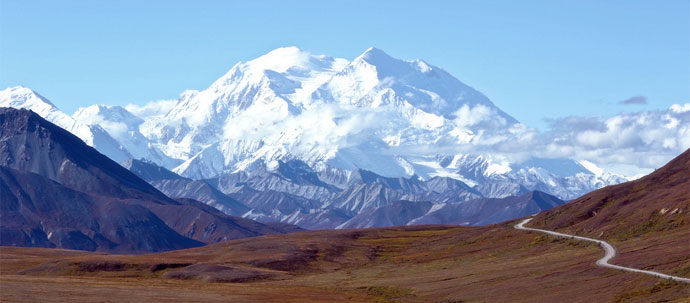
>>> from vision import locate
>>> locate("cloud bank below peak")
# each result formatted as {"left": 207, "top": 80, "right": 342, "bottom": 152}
{"left": 375, "top": 101, "right": 689, "bottom": 178}
{"left": 526, "top": 103, "right": 689, "bottom": 177}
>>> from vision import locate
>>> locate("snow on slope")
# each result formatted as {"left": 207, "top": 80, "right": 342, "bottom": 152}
{"left": 314, "top": 47, "right": 516, "bottom": 122}
{"left": 125, "top": 47, "right": 624, "bottom": 199}
{"left": 72, "top": 104, "right": 180, "bottom": 168}
{"left": 2, "top": 47, "right": 630, "bottom": 200}
{"left": 148, "top": 47, "right": 349, "bottom": 161}
{"left": 0, "top": 86, "right": 132, "bottom": 162}
{"left": 145, "top": 47, "right": 525, "bottom": 180}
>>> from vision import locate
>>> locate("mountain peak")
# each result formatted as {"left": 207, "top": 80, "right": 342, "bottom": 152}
{"left": 356, "top": 47, "right": 397, "bottom": 65}
{"left": 210, "top": 47, "right": 347, "bottom": 91}
{"left": 73, "top": 104, "right": 143, "bottom": 126}
{"left": 350, "top": 47, "right": 438, "bottom": 79}
{"left": 22, "top": 48, "right": 618, "bottom": 203}
{"left": 264, "top": 46, "right": 305, "bottom": 56}
{"left": 0, "top": 86, "right": 56, "bottom": 109}
{"left": 360, "top": 46, "right": 388, "bottom": 57}
{"left": 3, "top": 85, "right": 36, "bottom": 94}
{"left": 246, "top": 46, "right": 323, "bottom": 74}
{"left": 0, "top": 86, "right": 80, "bottom": 133}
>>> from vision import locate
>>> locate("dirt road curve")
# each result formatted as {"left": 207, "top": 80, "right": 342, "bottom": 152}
{"left": 515, "top": 218, "right": 690, "bottom": 283}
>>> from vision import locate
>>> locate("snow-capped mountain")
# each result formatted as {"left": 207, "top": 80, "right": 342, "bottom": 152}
{"left": 122, "top": 158, "right": 562, "bottom": 230}
{"left": 0, "top": 47, "right": 627, "bottom": 200}
{"left": 73, "top": 104, "right": 180, "bottom": 168}
{"left": 149, "top": 47, "right": 528, "bottom": 180}
{"left": 149, "top": 47, "right": 349, "bottom": 162}
{"left": 0, "top": 86, "right": 131, "bottom": 163}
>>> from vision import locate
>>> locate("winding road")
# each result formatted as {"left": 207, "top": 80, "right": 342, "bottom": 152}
{"left": 515, "top": 218, "right": 690, "bottom": 283}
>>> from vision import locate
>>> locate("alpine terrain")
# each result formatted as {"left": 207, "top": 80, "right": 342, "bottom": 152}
{"left": 0, "top": 47, "right": 629, "bottom": 229}
{"left": 1, "top": 149, "right": 687, "bottom": 302}
{"left": 0, "top": 108, "right": 299, "bottom": 253}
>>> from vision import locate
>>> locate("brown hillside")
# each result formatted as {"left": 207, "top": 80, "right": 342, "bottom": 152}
{"left": 529, "top": 148, "right": 689, "bottom": 240}
{"left": 528, "top": 149, "right": 689, "bottom": 278}
{"left": 1, "top": 150, "right": 689, "bottom": 302}
{"left": 2, "top": 222, "right": 688, "bottom": 303}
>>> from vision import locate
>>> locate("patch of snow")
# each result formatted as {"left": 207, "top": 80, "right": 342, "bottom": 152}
{"left": 578, "top": 160, "right": 604, "bottom": 177}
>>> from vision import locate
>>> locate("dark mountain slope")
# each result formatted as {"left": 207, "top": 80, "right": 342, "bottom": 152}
{"left": 0, "top": 166, "right": 202, "bottom": 252}
{"left": 120, "top": 158, "right": 185, "bottom": 182}
{"left": 122, "top": 158, "right": 325, "bottom": 225}
{"left": 0, "top": 108, "right": 298, "bottom": 252}
{"left": 339, "top": 190, "right": 564, "bottom": 228}
{"left": 0, "top": 108, "right": 167, "bottom": 201}
{"left": 125, "top": 155, "right": 541, "bottom": 230}
{"left": 122, "top": 159, "right": 250, "bottom": 216}
{"left": 339, "top": 200, "right": 434, "bottom": 228}
{"left": 151, "top": 179, "right": 250, "bottom": 216}
{"left": 150, "top": 198, "right": 294, "bottom": 243}
{"left": 529, "top": 148, "right": 689, "bottom": 240}
{"left": 347, "top": 169, "right": 426, "bottom": 192}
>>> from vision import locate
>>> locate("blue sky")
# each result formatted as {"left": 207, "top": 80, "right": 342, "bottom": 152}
{"left": 1, "top": 0, "right": 688, "bottom": 129}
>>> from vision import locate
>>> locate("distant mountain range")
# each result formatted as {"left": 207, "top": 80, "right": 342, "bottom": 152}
{"left": 5, "top": 146, "right": 687, "bottom": 303}
{"left": 122, "top": 157, "right": 566, "bottom": 229}
{"left": 0, "top": 47, "right": 640, "bottom": 246}
{"left": 0, "top": 105, "right": 568, "bottom": 239}
{"left": 0, "top": 47, "right": 627, "bottom": 202}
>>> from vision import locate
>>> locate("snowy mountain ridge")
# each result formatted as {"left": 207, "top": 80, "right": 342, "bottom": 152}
{"left": 0, "top": 86, "right": 132, "bottom": 163}
{"left": 153, "top": 47, "right": 526, "bottom": 179}
{"left": 0, "top": 47, "right": 628, "bottom": 200}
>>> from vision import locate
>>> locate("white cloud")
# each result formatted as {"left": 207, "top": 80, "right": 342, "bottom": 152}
{"left": 453, "top": 104, "right": 497, "bottom": 128}
{"left": 221, "top": 101, "right": 399, "bottom": 159}
{"left": 670, "top": 103, "right": 690, "bottom": 113}
{"left": 531, "top": 103, "right": 690, "bottom": 176}
{"left": 175, "top": 94, "right": 690, "bottom": 179}
{"left": 125, "top": 98, "right": 178, "bottom": 119}
{"left": 406, "top": 103, "right": 690, "bottom": 178}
